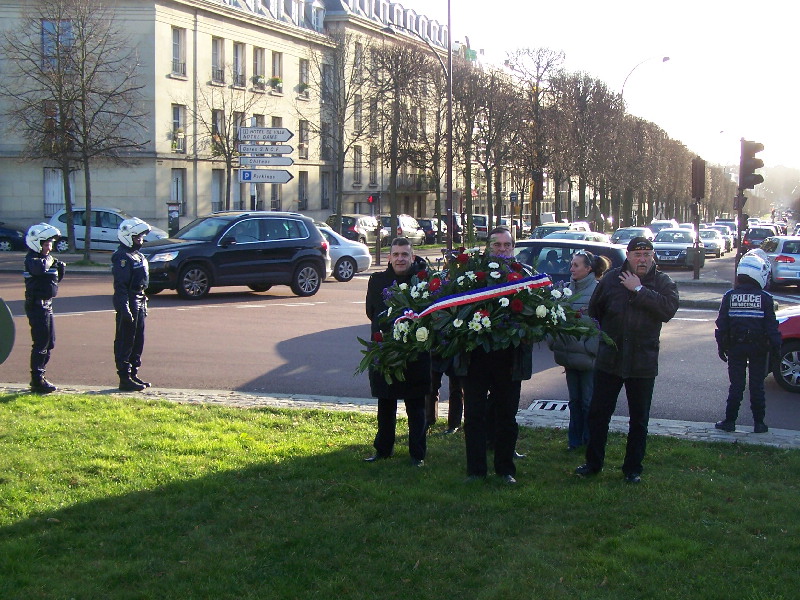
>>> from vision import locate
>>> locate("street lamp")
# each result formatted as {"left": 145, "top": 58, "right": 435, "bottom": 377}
{"left": 382, "top": 0, "right": 453, "bottom": 251}
{"left": 621, "top": 56, "right": 670, "bottom": 97}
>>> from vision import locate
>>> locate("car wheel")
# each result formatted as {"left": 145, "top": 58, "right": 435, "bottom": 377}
{"left": 715, "top": 250, "right": 721, "bottom": 258}
{"left": 774, "top": 340, "right": 800, "bottom": 393}
{"left": 334, "top": 257, "right": 356, "bottom": 282}
{"left": 177, "top": 264, "right": 211, "bottom": 299}
{"left": 54, "top": 239, "right": 70, "bottom": 253}
{"left": 0, "top": 238, "right": 12, "bottom": 252}
{"left": 248, "top": 284, "right": 272, "bottom": 292}
{"left": 290, "top": 262, "right": 322, "bottom": 296}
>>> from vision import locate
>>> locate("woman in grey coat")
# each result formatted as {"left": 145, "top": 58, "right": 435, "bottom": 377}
{"left": 548, "top": 251, "right": 610, "bottom": 449}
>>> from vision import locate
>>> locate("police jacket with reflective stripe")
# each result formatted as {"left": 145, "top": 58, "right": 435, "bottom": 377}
{"left": 715, "top": 283, "right": 780, "bottom": 350}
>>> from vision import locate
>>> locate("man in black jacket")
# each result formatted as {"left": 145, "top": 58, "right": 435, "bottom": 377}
{"left": 364, "top": 237, "right": 430, "bottom": 466}
{"left": 575, "top": 237, "right": 679, "bottom": 483}
{"left": 23, "top": 223, "right": 65, "bottom": 393}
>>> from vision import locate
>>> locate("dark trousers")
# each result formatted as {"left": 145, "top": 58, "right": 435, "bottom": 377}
{"left": 26, "top": 299, "right": 54, "bottom": 379}
{"left": 114, "top": 306, "right": 146, "bottom": 377}
{"left": 373, "top": 396, "right": 427, "bottom": 461}
{"left": 425, "top": 371, "right": 464, "bottom": 429}
{"left": 585, "top": 370, "right": 655, "bottom": 477}
{"left": 463, "top": 350, "right": 520, "bottom": 477}
{"left": 725, "top": 344, "right": 768, "bottom": 423}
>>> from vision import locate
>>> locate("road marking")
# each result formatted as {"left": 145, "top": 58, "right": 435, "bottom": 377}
{"left": 526, "top": 399, "right": 569, "bottom": 411}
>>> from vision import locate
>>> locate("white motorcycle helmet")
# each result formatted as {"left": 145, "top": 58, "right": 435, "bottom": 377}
{"left": 118, "top": 217, "right": 151, "bottom": 247}
{"left": 737, "top": 254, "right": 770, "bottom": 289}
{"left": 26, "top": 223, "right": 62, "bottom": 253}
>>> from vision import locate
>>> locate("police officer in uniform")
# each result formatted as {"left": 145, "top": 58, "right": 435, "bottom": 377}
{"left": 113, "top": 218, "right": 152, "bottom": 392}
{"left": 715, "top": 254, "right": 781, "bottom": 433}
{"left": 23, "top": 223, "right": 65, "bottom": 393}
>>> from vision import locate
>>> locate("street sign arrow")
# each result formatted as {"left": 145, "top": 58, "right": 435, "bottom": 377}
{"left": 238, "top": 169, "right": 294, "bottom": 184}
{"left": 238, "top": 127, "right": 294, "bottom": 142}
{"left": 238, "top": 144, "right": 294, "bottom": 154}
{"left": 239, "top": 156, "right": 294, "bottom": 167}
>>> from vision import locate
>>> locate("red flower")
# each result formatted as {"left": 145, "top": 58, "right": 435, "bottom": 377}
{"left": 478, "top": 309, "right": 490, "bottom": 318}
{"left": 510, "top": 262, "right": 523, "bottom": 272}
{"left": 428, "top": 278, "right": 442, "bottom": 292}
{"left": 475, "top": 271, "right": 487, "bottom": 281}
{"left": 417, "top": 270, "right": 428, "bottom": 280}
{"left": 510, "top": 299, "right": 524, "bottom": 313}
{"left": 456, "top": 253, "right": 469, "bottom": 264}
{"left": 372, "top": 331, "right": 384, "bottom": 342}
{"left": 506, "top": 271, "right": 523, "bottom": 281}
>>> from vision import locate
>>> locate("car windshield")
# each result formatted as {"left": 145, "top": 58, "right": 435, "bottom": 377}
{"left": 175, "top": 217, "right": 234, "bottom": 241}
{"left": 699, "top": 230, "right": 718, "bottom": 239}
{"left": 749, "top": 228, "right": 772, "bottom": 237}
{"left": 655, "top": 231, "right": 692, "bottom": 243}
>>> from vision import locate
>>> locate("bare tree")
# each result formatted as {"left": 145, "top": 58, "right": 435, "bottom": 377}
{"left": 0, "top": 0, "right": 149, "bottom": 259}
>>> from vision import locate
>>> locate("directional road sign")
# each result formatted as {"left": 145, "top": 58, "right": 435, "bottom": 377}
{"left": 238, "top": 144, "right": 294, "bottom": 154}
{"left": 239, "top": 169, "right": 294, "bottom": 184}
{"left": 238, "top": 127, "right": 294, "bottom": 142}
{"left": 239, "top": 156, "right": 294, "bottom": 167}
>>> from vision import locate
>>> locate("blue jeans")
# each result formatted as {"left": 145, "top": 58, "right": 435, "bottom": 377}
{"left": 565, "top": 368, "right": 593, "bottom": 449}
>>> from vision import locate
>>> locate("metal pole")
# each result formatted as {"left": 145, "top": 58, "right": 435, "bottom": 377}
{"left": 446, "top": 0, "right": 453, "bottom": 252}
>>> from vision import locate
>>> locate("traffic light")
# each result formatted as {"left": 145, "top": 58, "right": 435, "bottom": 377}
{"left": 739, "top": 139, "right": 764, "bottom": 190}
{"left": 691, "top": 156, "right": 706, "bottom": 199}
{"left": 367, "top": 193, "right": 381, "bottom": 205}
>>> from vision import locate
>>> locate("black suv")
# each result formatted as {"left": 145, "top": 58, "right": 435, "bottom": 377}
{"left": 142, "top": 211, "right": 331, "bottom": 299}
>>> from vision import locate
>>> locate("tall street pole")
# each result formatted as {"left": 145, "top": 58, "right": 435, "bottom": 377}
{"left": 446, "top": 0, "right": 453, "bottom": 251}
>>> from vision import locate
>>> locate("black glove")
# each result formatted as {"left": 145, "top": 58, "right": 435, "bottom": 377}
{"left": 56, "top": 260, "right": 66, "bottom": 281}
{"left": 771, "top": 346, "right": 781, "bottom": 369}
{"left": 718, "top": 347, "right": 728, "bottom": 363}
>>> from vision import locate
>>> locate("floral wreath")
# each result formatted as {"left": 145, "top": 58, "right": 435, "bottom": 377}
{"left": 357, "top": 247, "right": 605, "bottom": 384}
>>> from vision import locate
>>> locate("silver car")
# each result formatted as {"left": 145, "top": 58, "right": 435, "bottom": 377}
{"left": 49, "top": 207, "right": 168, "bottom": 252}
{"left": 756, "top": 236, "right": 800, "bottom": 287}
{"left": 317, "top": 225, "right": 372, "bottom": 282}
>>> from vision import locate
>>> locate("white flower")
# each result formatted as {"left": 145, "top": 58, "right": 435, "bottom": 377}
{"left": 410, "top": 289, "right": 420, "bottom": 299}
{"left": 457, "top": 276, "right": 466, "bottom": 286}
{"left": 387, "top": 307, "right": 392, "bottom": 316}
{"left": 468, "top": 320, "right": 482, "bottom": 331}
{"left": 415, "top": 327, "right": 429, "bottom": 342}
{"left": 467, "top": 271, "right": 477, "bottom": 281}
{"left": 490, "top": 271, "right": 501, "bottom": 279}
{"left": 488, "top": 261, "right": 500, "bottom": 269}
{"left": 399, "top": 283, "right": 408, "bottom": 290}
{"left": 453, "top": 319, "right": 464, "bottom": 328}
{"left": 481, "top": 316, "right": 491, "bottom": 328}
{"left": 563, "top": 288, "right": 573, "bottom": 297}
{"left": 551, "top": 289, "right": 563, "bottom": 299}
{"left": 498, "top": 297, "right": 510, "bottom": 307}
{"left": 422, "top": 291, "right": 429, "bottom": 299}
{"left": 535, "top": 305, "right": 547, "bottom": 318}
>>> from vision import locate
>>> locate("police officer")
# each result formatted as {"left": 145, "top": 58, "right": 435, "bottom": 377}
{"left": 113, "top": 218, "right": 151, "bottom": 392}
{"left": 715, "top": 254, "right": 781, "bottom": 433}
{"left": 23, "top": 223, "right": 65, "bottom": 394}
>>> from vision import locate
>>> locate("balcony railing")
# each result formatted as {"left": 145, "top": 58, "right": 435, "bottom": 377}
{"left": 172, "top": 59, "right": 186, "bottom": 76}
{"left": 211, "top": 67, "right": 224, "bottom": 83}
{"left": 171, "top": 135, "right": 186, "bottom": 153}
{"left": 397, "top": 173, "right": 438, "bottom": 192}
{"left": 233, "top": 73, "right": 246, "bottom": 87}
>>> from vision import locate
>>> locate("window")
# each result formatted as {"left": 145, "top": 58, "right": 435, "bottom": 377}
{"left": 212, "top": 109, "right": 225, "bottom": 154}
{"left": 253, "top": 113, "right": 265, "bottom": 127}
{"left": 298, "top": 58, "right": 310, "bottom": 97}
{"left": 298, "top": 171, "right": 308, "bottom": 210}
{"left": 271, "top": 116, "right": 282, "bottom": 128}
{"left": 171, "top": 169, "right": 187, "bottom": 215}
{"left": 171, "top": 104, "right": 186, "bottom": 153}
{"left": 420, "top": 107, "right": 427, "bottom": 137}
{"left": 41, "top": 19, "right": 73, "bottom": 69}
{"left": 354, "top": 94, "right": 363, "bottom": 131}
{"left": 299, "top": 120, "right": 309, "bottom": 159}
{"left": 320, "top": 121, "right": 331, "bottom": 160}
{"left": 312, "top": 5, "right": 324, "bottom": 31}
{"left": 233, "top": 112, "right": 245, "bottom": 142}
{"left": 43, "top": 168, "right": 75, "bottom": 217}
{"left": 172, "top": 27, "right": 186, "bottom": 76}
{"left": 321, "top": 172, "right": 331, "bottom": 209}
{"left": 353, "top": 145, "right": 362, "bottom": 185}
{"left": 321, "top": 63, "right": 333, "bottom": 103}
{"left": 271, "top": 51, "right": 282, "bottom": 81}
{"left": 354, "top": 41, "right": 364, "bottom": 84}
{"left": 233, "top": 42, "right": 246, "bottom": 87}
{"left": 253, "top": 47, "right": 266, "bottom": 89}
{"left": 369, "top": 146, "right": 378, "bottom": 185}
{"left": 212, "top": 37, "right": 224, "bottom": 83}
{"left": 369, "top": 99, "right": 378, "bottom": 136}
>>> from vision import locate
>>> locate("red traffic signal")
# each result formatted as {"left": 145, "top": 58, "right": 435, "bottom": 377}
{"left": 691, "top": 156, "right": 706, "bottom": 199}
{"left": 367, "top": 193, "right": 381, "bottom": 205}
{"left": 739, "top": 140, "right": 764, "bottom": 190}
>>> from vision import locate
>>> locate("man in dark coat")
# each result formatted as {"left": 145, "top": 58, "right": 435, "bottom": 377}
{"left": 575, "top": 236, "right": 679, "bottom": 484}
{"left": 364, "top": 237, "right": 430, "bottom": 466}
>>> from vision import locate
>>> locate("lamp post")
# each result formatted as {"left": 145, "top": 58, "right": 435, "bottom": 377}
{"left": 382, "top": 0, "right": 453, "bottom": 251}
{"left": 621, "top": 56, "right": 670, "bottom": 97}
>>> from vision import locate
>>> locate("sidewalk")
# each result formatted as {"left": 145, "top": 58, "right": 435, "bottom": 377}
{"left": 1, "top": 382, "right": 798, "bottom": 449}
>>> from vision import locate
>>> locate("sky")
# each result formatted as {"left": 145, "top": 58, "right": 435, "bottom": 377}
{"left": 397, "top": 0, "right": 800, "bottom": 171}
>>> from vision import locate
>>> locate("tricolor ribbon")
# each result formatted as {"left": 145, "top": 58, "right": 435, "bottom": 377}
{"left": 395, "top": 273, "right": 552, "bottom": 322}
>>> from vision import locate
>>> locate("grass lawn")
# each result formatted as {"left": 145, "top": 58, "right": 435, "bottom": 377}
{"left": 1, "top": 392, "right": 798, "bottom": 599}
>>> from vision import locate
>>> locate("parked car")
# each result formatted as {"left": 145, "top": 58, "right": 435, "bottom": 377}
{"left": 472, "top": 214, "right": 489, "bottom": 240}
{"left": 706, "top": 224, "right": 734, "bottom": 252}
{"left": 416, "top": 217, "right": 447, "bottom": 245}
{"left": 141, "top": 211, "right": 330, "bottom": 299}
{"left": 714, "top": 218, "right": 739, "bottom": 245}
{"left": 753, "top": 236, "right": 800, "bottom": 288}
{"left": 514, "top": 239, "right": 627, "bottom": 284}
{"left": 610, "top": 226, "right": 654, "bottom": 245}
{"left": 742, "top": 226, "right": 778, "bottom": 253}
{"left": 773, "top": 305, "right": 800, "bottom": 393}
{"left": 698, "top": 228, "right": 725, "bottom": 258}
{"left": 49, "top": 207, "right": 168, "bottom": 252}
{"left": 326, "top": 214, "right": 382, "bottom": 246}
{"left": 653, "top": 228, "right": 704, "bottom": 268}
{"left": 530, "top": 223, "right": 570, "bottom": 239}
{"left": 378, "top": 214, "right": 425, "bottom": 246}
{"left": 316, "top": 224, "right": 372, "bottom": 282}
{"left": 649, "top": 219, "right": 680, "bottom": 235}
{"left": 0, "top": 221, "right": 26, "bottom": 251}
{"left": 542, "top": 230, "right": 610, "bottom": 243}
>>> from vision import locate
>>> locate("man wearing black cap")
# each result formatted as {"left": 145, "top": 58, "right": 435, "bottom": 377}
{"left": 575, "top": 236, "right": 679, "bottom": 483}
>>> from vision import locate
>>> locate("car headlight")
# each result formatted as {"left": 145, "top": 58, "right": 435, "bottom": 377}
{"left": 149, "top": 250, "right": 179, "bottom": 263}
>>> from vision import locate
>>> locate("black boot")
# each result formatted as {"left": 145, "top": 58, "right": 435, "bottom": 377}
{"left": 30, "top": 376, "right": 57, "bottom": 394}
{"left": 130, "top": 371, "right": 151, "bottom": 388}
{"left": 119, "top": 375, "right": 146, "bottom": 392}
{"left": 753, "top": 421, "right": 769, "bottom": 433}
